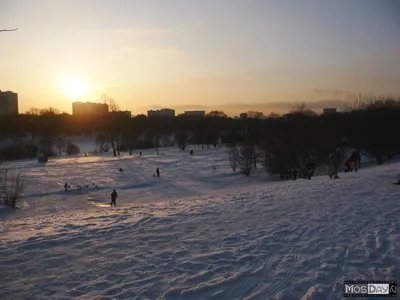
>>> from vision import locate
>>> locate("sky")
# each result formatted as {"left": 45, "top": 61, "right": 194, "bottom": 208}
{"left": 1, "top": 0, "right": 400, "bottom": 116}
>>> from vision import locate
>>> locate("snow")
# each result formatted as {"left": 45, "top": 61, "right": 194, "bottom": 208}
{"left": 1, "top": 144, "right": 399, "bottom": 299}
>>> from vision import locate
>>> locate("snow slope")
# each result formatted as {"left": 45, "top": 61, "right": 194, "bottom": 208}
{"left": 1, "top": 146, "right": 399, "bottom": 299}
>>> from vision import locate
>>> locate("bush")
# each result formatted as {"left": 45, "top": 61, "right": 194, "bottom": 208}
{"left": 0, "top": 145, "right": 24, "bottom": 160}
{"left": 42, "top": 148, "right": 57, "bottom": 158}
{"left": 67, "top": 143, "right": 80, "bottom": 155}
{"left": 0, "top": 168, "right": 25, "bottom": 208}
{"left": 0, "top": 144, "right": 39, "bottom": 161}
{"left": 24, "top": 144, "right": 39, "bottom": 158}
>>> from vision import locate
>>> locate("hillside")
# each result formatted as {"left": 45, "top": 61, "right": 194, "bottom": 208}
{"left": 1, "top": 146, "right": 399, "bottom": 299}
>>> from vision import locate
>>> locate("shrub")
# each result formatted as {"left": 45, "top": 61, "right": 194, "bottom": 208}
{"left": 67, "top": 143, "right": 80, "bottom": 155}
{"left": 0, "top": 168, "right": 26, "bottom": 209}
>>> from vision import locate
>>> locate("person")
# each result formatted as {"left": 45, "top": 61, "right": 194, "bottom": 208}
{"left": 292, "top": 168, "right": 298, "bottom": 181}
{"left": 64, "top": 182, "right": 69, "bottom": 191}
{"left": 329, "top": 143, "right": 353, "bottom": 179}
{"left": 305, "top": 161, "right": 316, "bottom": 180}
{"left": 110, "top": 189, "right": 118, "bottom": 206}
{"left": 329, "top": 150, "right": 340, "bottom": 179}
{"left": 156, "top": 168, "right": 160, "bottom": 178}
{"left": 349, "top": 149, "right": 361, "bottom": 171}
{"left": 140, "top": 151, "right": 142, "bottom": 156}
{"left": 344, "top": 159, "right": 355, "bottom": 172}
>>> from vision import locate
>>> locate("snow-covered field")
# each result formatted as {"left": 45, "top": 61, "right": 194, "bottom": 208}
{"left": 1, "top": 144, "right": 399, "bottom": 300}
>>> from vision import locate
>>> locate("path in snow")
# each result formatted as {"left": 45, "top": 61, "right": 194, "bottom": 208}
{"left": 1, "top": 159, "right": 399, "bottom": 299}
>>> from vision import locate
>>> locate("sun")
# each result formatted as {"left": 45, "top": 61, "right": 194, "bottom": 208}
{"left": 63, "top": 77, "right": 88, "bottom": 99}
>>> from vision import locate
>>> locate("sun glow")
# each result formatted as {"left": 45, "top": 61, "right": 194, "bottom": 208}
{"left": 62, "top": 77, "right": 88, "bottom": 99}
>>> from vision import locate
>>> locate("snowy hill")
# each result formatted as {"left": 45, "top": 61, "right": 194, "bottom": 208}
{"left": 1, "top": 146, "right": 399, "bottom": 299}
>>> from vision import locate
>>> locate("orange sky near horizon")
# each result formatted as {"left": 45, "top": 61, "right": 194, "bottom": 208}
{"left": 1, "top": 0, "right": 399, "bottom": 116}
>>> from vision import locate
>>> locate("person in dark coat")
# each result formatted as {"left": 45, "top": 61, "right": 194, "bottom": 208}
{"left": 305, "top": 161, "right": 316, "bottom": 180}
{"left": 110, "top": 189, "right": 118, "bottom": 206}
{"left": 292, "top": 168, "right": 298, "bottom": 181}
{"left": 349, "top": 149, "right": 361, "bottom": 171}
{"left": 156, "top": 168, "right": 160, "bottom": 178}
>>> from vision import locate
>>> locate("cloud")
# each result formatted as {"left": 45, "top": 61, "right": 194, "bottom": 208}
{"left": 121, "top": 45, "right": 185, "bottom": 57}
{"left": 313, "top": 89, "right": 356, "bottom": 100}
{"left": 96, "top": 24, "right": 171, "bottom": 36}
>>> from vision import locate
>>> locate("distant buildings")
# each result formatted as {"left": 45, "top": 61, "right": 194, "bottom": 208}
{"left": 110, "top": 110, "right": 132, "bottom": 118}
{"left": 147, "top": 108, "right": 175, "bottom": 117}
{"left": 0, "top": 90, "right": 18, "bottom": 115}
{"left": 184, "top": 110, "right": 206, "bottom": 117}
{"left": 118, "top": 110, "right": 132, "bottom": 117}
{"left": 72, "top": 102, "right": 109, "bottom": 116}
{"left": 323, "top": 108, "right": 337, "bottom": 115}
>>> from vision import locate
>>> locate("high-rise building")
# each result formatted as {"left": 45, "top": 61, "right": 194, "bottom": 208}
{"left": 147, "top": 108, "right": 175, "bottom": 117}
{"left": 184, "top": 110, "right": 206, "bottom": 117}
{"left": 0, "top": 90, "right": 18, "bottom": 115}
{"left": 72, "top": 102, "right": 109, "bottom": 116}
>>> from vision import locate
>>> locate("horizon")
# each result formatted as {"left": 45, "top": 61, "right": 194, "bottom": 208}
{"left": 1, "top": 0, "right": 400, "bottom": 116}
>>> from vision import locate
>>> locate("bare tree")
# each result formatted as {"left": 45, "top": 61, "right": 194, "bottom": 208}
{"left": 290, "top": 103, "right": 317, "bottom": 116}
{"left": 175, "top": 130, "right": 191, "bottom": 150}
{"left": 226, "top": 146, "right": 240, "bottom": 171}
{"left": 0, "top": 167, "right": 26, "bottom": 209}
{"left": 102, "top": 94, "right": 119, "bottom": 112}
{"left": 55, "top": 136, "right": 67, "bottom": 156}
{"left": 25, "top": 107, "right": 41, "bottom": 115}
{"left": 98, "top": 95, "right": 125, "bottom": 156}
{"left": 239, "top": 145, "right": 255, "bottom": 176}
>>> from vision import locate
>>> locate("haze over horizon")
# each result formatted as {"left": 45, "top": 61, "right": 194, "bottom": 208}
{"left": 1, "top": 0, "right": 400, "bottom": 116}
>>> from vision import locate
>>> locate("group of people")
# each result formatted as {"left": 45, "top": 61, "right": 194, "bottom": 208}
{"left": 110, "top": 168, "right": 161, "bottom": 206}
{"left": 284, "top": 143, "right": 361, "bottom": 181}
{"left": 329, "top": 146, "right": 361, "bottom": 179}
{"left": 286, "top": 161, "right": 316, "bottom": 181}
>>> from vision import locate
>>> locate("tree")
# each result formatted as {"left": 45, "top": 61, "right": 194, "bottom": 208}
{"left": 98, "top": 96, "right": 125, "bottom": 156}
{"left": 247, "top": 111, "right": 265, "bottom": 119}
{"left": 267, "top": 112, "right": 281, "bottom": 118}
{"left": 289, "top": 103, "right": 317, "bottom": 117}
{"left": 226, "top": 146, "right": 240, "bottom": 171}
{"left": 102, "top": 94, "right": 119, "bottom": 112}
{"left": 55, "top": 136, "right": 67, "bottom": 156}
{"left": 239, "top": 144, "right": 255, "bottom": 176}
{"left": 39, "top": 107, "right": 61, "bottom": 116}
{"left": 206, "top": 111, "right": 228, "bottom": 118}
{"left": 0, "top": 167, "right": 25, "bottom": 209}
{"left": 25, "top": 108, "right": 41, "bottom": 115}
{"left": 175, "top": 130, "right": 191, "bottom": 150}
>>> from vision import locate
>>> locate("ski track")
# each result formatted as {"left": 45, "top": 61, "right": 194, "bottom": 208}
{"left": 0, "top": 147, "right": 400, "bottom": 300}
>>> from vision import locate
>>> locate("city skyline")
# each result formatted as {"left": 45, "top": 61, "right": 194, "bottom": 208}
{"left": 1, "top": 0, "right": 400, "bottom": 116}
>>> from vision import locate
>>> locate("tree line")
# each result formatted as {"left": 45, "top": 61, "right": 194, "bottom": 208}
{"left": 0, "top": 97, "right": 399, "bottom": 178}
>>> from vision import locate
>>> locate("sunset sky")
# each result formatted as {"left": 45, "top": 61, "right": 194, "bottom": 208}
{"left": 1, "top": 0, "right": 400, "bottom": 116}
